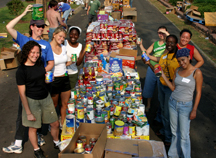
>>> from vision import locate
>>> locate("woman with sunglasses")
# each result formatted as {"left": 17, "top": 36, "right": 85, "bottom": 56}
{"left": 161, "top": 48, "right": 203, "bottom": 158}
{"left": 50, "top": 27, "right": 71, "bottom": 128}
{"left": 177, "top": 29, "right": 204, "bottom": 68}
{"left": 3, "top": 5, "right": 54, "bottom": 154}
{"left": 16, "top": 41, "right": 59, "bottom": 158}
{"left": 137, "top": 26, "right": 169, "bottom": 113}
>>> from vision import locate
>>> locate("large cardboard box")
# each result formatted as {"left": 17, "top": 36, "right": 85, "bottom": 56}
{"left": 110, "top": 48, "right": 141, "bottom": 61}
{"left": 105, "top": 139, "right": 167, "bottom": 158}
{"left": 204, "top": 12, "right": 216, "bottom": 26}
{"left": 0, "top": 47, "right": 19, "bottom": 70}
{"left": 111, "top": 11, "right": 121, "bottom": 20}
{"left": 123, "top": 8, "right": 137, "bottom": 22}
{"left": 59, "top": 123, "right": 107, "bottom": 158}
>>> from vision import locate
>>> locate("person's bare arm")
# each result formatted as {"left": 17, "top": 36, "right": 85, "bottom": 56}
{"left": 193, "top": 48, "right": 204, "bottom": 68}
{"left": 149, "top": 49, "right": 168, "bottom": 62}
{"left": 6, "top": 5, "right": 33, "bottom": 40}
{"left": 57, "top": 12, "right": 67, "bottom": 28}
{"left": 45, "top": 60, "right": 54, "bottom": 72}
{"left": 76, "top": 46, "right": 85, "bottom": 66}
{"left": 87, "top": 6, "right": 91, "bottom": 15}
{"left": 161, "top": 68, "right": 176, "bottom": 91}
{"left": 18, "top": 85, "right": 36, "bottom": 121}
{"left": 190, "top": 69, "right": 203, "bottom": 120}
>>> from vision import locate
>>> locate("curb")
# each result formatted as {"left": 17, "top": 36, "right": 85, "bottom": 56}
{"left": 73, "top": 5, "right": 84, "bottom": 15}
{"left": 157, "top": 0, "right": 216, "bottom": 68}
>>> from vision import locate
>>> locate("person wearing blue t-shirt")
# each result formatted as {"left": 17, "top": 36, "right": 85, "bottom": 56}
{"left": 58, "top": 2, "right": 72, "bottom": 24}
{"left": 3, "top": 5, "right": 55, "bottom": 156}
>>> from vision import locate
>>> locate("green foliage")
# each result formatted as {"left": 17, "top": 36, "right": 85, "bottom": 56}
{"left": 6, "top": 0, "right": 25, "bottom": 15}
{"left": 169, "top": 0, "right": 182, "bottom": 6}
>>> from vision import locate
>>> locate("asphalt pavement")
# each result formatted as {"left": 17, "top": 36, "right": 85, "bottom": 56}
{"left": 0, "top": 0, "right": 216, "bottom": 157}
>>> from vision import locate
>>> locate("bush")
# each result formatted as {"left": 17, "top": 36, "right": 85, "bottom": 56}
{"left": 6, "top": 0, "right": 24, "bottom": 15}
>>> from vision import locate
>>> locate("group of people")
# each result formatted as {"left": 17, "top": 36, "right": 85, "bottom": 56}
{"left": 2, "top": 4, "right": 85, "bottom": 158}
{"left": 138, "top": 26, "right": 203, "bottom": 158}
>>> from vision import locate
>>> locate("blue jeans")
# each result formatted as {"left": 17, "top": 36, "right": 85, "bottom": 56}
{"left": 168, "top": 96, "right": 192, "bottom": 158}
{"left": 48, "top": 28, "right": 56, "bottom": 43}
{"left": 143, "top": 66, "right": 159, "bottom": 98}
{"left": 130, "top": 0, "right": 133, "bottom": 8}
{"left": 158, "top": 81, "right": 172, "bottom": 142}
{"left": 63, "top": 8, "right": 72, "bottom": 24}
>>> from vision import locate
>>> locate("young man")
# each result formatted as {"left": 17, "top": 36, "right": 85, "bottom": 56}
{"left": 58, "top": 1, "right": 72, "bottom": 24}
{"left": 87, "top": 0, "right": 101, "bottom": 26}
{"left": 3, "top": 5, "right": 60, "bottom": 157}
{"left": 46, "top": 0, "right": 67, "bottom": 42}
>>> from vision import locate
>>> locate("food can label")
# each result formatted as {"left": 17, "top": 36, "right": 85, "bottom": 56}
{"left": 71, "top": 54, "right": 77, "bottom": 62}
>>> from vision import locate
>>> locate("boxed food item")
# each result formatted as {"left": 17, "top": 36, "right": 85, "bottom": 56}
{"left": 0, "top": 47, "right": 19, "bottom": 70}
{"left": 59, "top": 123, "right": 107, "bottom": 158}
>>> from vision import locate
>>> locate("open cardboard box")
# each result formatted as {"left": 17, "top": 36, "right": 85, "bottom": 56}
{"left": 123, "top": 8, "right": 137, "bottom": 22}
{"left": 105, "top": 139, "right": 167, "bottom": 158}
{"left": 204, "top": 12, "right": 216, "bottom": 26}
{"left": 0, "top": 47, "right": 19, "bottom": 70}
{"left": 42, "top": 25, "right": 49, "bottom": 40}
{"left": 111, "top": 11, "right": 121, "bottom": 20}
{"left": 110, "top": 48, "right": 141, "bottom": 61}
{"left": 58, "top": 123, "right": 107, "bottom": 158}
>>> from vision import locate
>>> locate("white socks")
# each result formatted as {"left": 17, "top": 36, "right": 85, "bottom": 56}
{"left": 53, "top": 140, "right": 60, "bottom": 145}
{"left": 14, "top": 140, "right": 22, "bottom": 147}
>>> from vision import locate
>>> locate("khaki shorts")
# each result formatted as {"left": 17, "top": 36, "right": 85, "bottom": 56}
{"left": 69, "top": 73, "right": 78, "bottom": 89}
{"left": 84, "top": 0, "right": 89, "bottom": 4}
{"left": 22, "top": 94, "right": 58, "bottom": 128}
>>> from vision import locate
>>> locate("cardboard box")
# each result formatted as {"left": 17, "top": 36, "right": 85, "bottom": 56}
{"left": 204, "top": 12, "right": 216, "bottom": 26}
{"left": 61, "top": 120, "right": 74, "bottom": 141}
{"left": 59, "top": 123, "right": 107, "bottom": 158}
{"left": 123, "top": 8, "right": 137, "bottom": 22}
{"left": 110, "top": 48, "right": 141, "bottom": 60}
{"left": 105, "top": 139, "right": 167, "bottom": 158}
{"left": 0, "top": 47, "right": 19, "bottom": 70}
{"left": 176, "top": 1, "right": 183, "bottom": 7}
{"left": 42, "top": 26, "right": 49, "bottom": 40}
{"left": 112, "top": 3, "right": 120, "bottom": 11}
{"left": 123, "top": 0, "right": 130, "bottom": 5}
{"left": 36, "top": 0, "right": 43, "bottom": 4}
{"left": 111, "top": 11, "right": 121, "bottom": 20}
{"left": 104, "top": 0, "right": 111, "bottom": 7}
{"left": 166, "top": 7, "right": 176, "bottom": 14}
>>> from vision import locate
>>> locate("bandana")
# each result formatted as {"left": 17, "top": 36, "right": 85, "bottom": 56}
{"left": 176, "top": 48, "right": 190, "bottom": 58}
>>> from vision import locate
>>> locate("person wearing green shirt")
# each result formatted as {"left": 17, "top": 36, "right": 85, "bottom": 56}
{"left": 87, "top": 0, "right": 101, "bottom": 26}
{"left": 137, "top": 26, "right": 169, "bottom": 113}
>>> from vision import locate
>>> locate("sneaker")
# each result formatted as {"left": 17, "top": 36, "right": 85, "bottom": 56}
{"left": 37, "top": 134, "right": 45, "bottom": 146}
{"left": 54, "top": 142, "right": 59, "bottom": 149}
{"left": 2, "top": 143, "right": 22, "bottom": 154}
{"left": 85, "top": 7, "right": 87, "bottom": 10}
{"left": 34, "top": 148, "right": 45, "bottom": 158}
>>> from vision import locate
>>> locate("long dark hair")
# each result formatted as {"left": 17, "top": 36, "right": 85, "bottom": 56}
{"left": 19, "top": 41, "right": 42, "bottom": 66}
{"left": 166, "top": 34, "right": 178, "bottom": 59}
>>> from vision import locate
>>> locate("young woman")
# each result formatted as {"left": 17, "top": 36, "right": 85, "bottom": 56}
{"left": 157, "top": 35, "right": 180, "bottom": 146}
{"left": 50, "top": 27, "right": 71, "bottom": 127}
{"left": 138, "top": 26, "right": 169, "bottom": 112}
{"left": 16, "top": 41, "right": 59, "bottom": 158}
{"left": 177, "top": 29, "right": 204, "bottom": 68}
{"left": 161, "top": 48, "right": 203, "bottom": 158}
{"left": 65, "top": 26, "right": 85, "bottom": 89}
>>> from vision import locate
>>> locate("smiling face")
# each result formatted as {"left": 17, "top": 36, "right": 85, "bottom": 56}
{"left": 180, "top": 32, "right": 191, "bottom": 46}
{"left": 27, "top": 46, "right": 40, "bottom": 64}
{"left": 166, "top": 36, "right": 177, "bottom": 52}
{"left": 157, "top": 28, "right": 167, "bottom": 40}
{"left": 177, "top": 56, "right": 190, "bottom": 69}
{"left": 53, "top": 31, "right": 66, "bottom": 44}
{"left": 31, "top": 24, "right": 44, "bottom": 37}
{"left": 69, "top": 29, "right": 80, "bottom": 44}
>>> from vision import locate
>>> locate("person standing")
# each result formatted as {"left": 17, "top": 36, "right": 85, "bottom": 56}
{"left": 161, "top": 48, "right": 203, "bottom": 158}
{"left": 16, "top": 41, "right": 59, "bottom": 158}
{"left": 50, "top": 27, "right": 71, "bottom": 127}
{"left": 65, "top": 26, "right": 85, "bottom": 89}
{"left": 87, "top": 0, "right": 101, "bottom": 26}
{"left": 58, "top": 1, "right": 72, "bottom": 24}
{"left": 47, "top": 0, "right": 67, "bottom": 42}
{"left": 138, "top": 26, "right": 169, "bottom": 113}
{"left": 3, "top": 5, "right": 54, "bottom": 154}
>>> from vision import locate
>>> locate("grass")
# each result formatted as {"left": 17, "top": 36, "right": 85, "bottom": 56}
{"left": 149, "top": 0, "right": 216, "bottom": 63}
{"left": 0, "top": 1, "right": 79, "bottom": 51}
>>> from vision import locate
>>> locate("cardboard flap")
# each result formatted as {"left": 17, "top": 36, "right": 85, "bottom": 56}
{"left": 123, "top": 10, "right": 137, "bottom": 16}
{"left": 105, "top": 139, "right": 138, "bottom": 156}
{"left": 190, "top": 5, "right": 198, "bottom": 11}
{"left": 116, "top": 55, "right": 135, "bottom": 61}
{"left": 105, "top": 151, "right": 132, "bottom": 158}
{"left": 119, "top": 49, "right": 137, "bottom": 58}
{"left": 204, "top": 12, "right": 216, "bottom": 26}
{"left": 192, "top": 10, "right": 201, "bottom": 16}
{"left": 123, "top": 7, "right": 137, "bottom": 11}
{"left": 0, "top": 47, "right": 17, "bottom": 59}
{"left": 138, "top": 141, "right": 153, "bottom": 157}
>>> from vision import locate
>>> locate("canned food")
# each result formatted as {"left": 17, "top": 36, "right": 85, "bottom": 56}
{"left": 154, "top": 64, "right": 162, "bottom": 77}
{"left": 107, "top": 83, "right": 113, "bottom": 91}
{"left": 125, "top": 86, "right": 133, "bottom": 94}
{"left": 141, "top": 52, "right": 150, "bottom": 61}
{"left": 76, "top": 139, "right": 83, "bottom": 148}
{"left": 106, "top": 122, "right": 112, "bottom": 134}
{"left": 89, "top": 138, "right": 97, "bottom": 147}
{"left": 66, "top": 115, "right": 75, "bottom": 134}
{"left": 71, "top": 54, "right": 77, "bottom": 62}
{"left": 71, "top": 88, "right": 77, "bottom": 100}
{"left": 129, "top": 124, "right": 136, "bottom": 136}
{"left": 86, "top": 107, "right": 94, "bottom": 120}
{"left": 95, "top": 117, "right": 105, "bottom": 124}
{"left": 114, "top": 120, "right": 124, "bottom": 136}
{"left": 114, "top": 105, "right": 122, "bottom": 116}
{"left": 104, "top": 107, "right": 110, "bottom": 119}
{"left": 76, "top": 118, "right": 85, "bottom": 129}
{"left": 96, "top": 100, "right": 104, "bottom": 108}
{"left": 136, "top": 126, "right": 142, "bottom": 136}
{"left": 74, "top": 147, "right": 85, "bottom": 154}
{"left": 110, "top": 117, "right": 115, "bottom": 129}
{"left": 106, "top": 91, "right": 113, "bottom": 98}
{"left": 95, "top": 107, "right": 102, "bottom": 116}
{"left": 84, "top": 144, "right": 92, "bottom": 154}
{"left": 114, "top": 81, "right": 120, "bottom": 91}
{"left": 123, "top": 123, "right": 129, "bottom": 135}
{"left": 87, "top": 93, "right": 93, "bottom": 105}
{"left": 67, "top": 99, "right": 75, "bottom": 114}
{"left": 77, "top": 107, "right": 84, "bottom": 119}
{"left": 101, "top": 111, "right": 108, "bottom": 123}
{"left": 45, "top": 71, "right": 53, "bottom": 83}
{"left": 79, "top": 136, "right": 87, "bottom": 147}
{"left": 86, "top": 118, "right": 95, "bottom": 123}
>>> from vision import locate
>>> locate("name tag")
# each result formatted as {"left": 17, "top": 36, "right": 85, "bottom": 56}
{"left": 163, "top": 55, "right": 167, "bottom": 59}
{"left": 40, "top": 44, "right": 46, "bottom": 49}
{"left": 90, "top": 1, "right": 93, "bottom": 3}
{"left": 182, "top": 77, "right": 190, "bottom": 83}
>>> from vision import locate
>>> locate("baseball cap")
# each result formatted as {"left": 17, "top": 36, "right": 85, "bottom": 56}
{"left": 68, "top": 26, "right": 82, "bottom": 35}
{"left": 30, "top": 19, "right": 47, "bottom": 26}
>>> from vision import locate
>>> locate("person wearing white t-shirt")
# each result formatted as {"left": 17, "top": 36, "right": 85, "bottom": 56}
{"left": 50, "top": 27, "right": 71, "bottom": 127}
{"left": 66, "top": 26, "right": 85, "bottom": 89}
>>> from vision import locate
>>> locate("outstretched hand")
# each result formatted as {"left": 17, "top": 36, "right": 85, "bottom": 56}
{"left": 24, "top": 5, "right": 33, "bottom": 15}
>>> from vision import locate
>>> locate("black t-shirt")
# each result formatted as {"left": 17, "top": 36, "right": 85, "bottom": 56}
{"left": 16, "top": 64, "right": 48, "bottom": 100}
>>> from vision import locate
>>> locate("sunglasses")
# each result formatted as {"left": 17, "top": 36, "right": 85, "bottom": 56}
{"left": 35, "top": 25, "right": 45, "bottom": 28}
{"left": 158, "top": 32, "right": 165, "bottom": 35}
